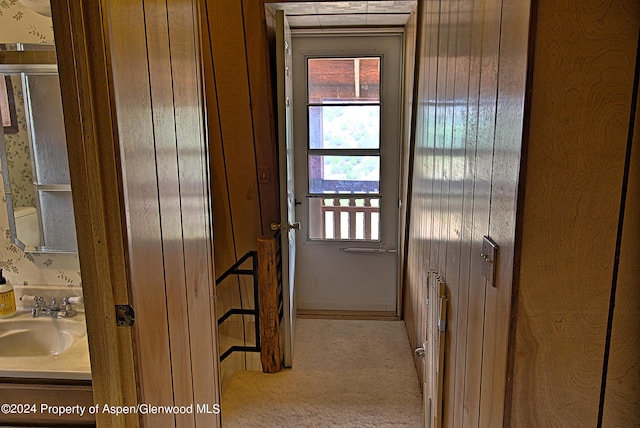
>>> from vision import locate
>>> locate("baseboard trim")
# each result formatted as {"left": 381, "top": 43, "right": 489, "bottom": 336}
{"left": 297, "top": 309, "right": 399, "bottom": 321}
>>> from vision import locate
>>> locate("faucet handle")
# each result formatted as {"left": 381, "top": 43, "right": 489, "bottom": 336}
{"left": 65, "top": 296, "right": 83, "bottom": 305}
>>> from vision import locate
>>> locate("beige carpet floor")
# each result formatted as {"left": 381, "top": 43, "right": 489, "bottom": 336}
{"left": 221, "top": 319, "right": 423, "bottom": 427}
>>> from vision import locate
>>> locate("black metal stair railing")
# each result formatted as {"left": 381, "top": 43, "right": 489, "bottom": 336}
{"left": 215, "top": 251, "right": 260, "bottom": 362}
{"left": 214, "top": 231, "right": 284, "bottom": 368}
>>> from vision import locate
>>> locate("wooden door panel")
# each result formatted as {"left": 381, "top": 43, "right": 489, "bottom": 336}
{"left": 602, "top": 80, "right": 640, "bottom": 426}
{"left": 168, "top": 1, "right": 220, "bottom": 423}
{"left": 106, "top": 2, "right": 175, "bottom": 425}
{"left": 54, "top": 0, "right": 220, "bottom": 426}
{"left": 144, "top": 3, "right": 194, "bottom": 426}
{"left": 52, "top": 1, "right": 139, "bottom": 425}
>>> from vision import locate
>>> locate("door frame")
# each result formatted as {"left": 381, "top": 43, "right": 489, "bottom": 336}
{"left": 291, "top": 30, "right": 405, "bottom": 315}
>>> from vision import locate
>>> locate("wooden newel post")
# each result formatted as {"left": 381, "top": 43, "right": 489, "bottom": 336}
{"left": 257, "top": 236, "right": 282, "bottom": 373}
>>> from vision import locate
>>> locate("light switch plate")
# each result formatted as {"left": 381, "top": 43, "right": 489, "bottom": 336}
{"left": 481, "top": 236, "right": 498, "bottom": 287}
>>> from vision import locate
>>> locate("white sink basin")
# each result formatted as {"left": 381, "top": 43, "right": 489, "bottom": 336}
{"left": 0, "top": 316, "right": 87, "bottom": 357}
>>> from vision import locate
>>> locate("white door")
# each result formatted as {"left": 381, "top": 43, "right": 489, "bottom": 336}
{"left": 292, "top": 33, "right": 403, "bottom": 313}
{"left": 275, "top": 10, "right": 298, "bottom": 367}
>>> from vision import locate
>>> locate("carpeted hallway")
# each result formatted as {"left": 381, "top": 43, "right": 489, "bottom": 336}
{"left": 221, "top": 318, "right": 423, "bottom": 427}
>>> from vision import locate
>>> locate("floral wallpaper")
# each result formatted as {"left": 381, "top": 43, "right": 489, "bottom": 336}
{"left": 0, "top": 1, "right": 53, "bottom": 45}
{"left": 0, "top": 1, "right": 81, "bottom": 290}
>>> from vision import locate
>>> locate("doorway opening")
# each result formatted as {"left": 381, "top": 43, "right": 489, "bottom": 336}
{"left": 221, "top": 3, "right": 422, "bottom": 426}
{"left": 266, "top": 2, "right": 416, "bottom": 368}
{"left": 292, "top": 32, "right": 404, "bottom": 315}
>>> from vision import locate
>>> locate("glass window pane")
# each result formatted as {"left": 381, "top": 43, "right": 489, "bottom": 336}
{"left": 308, "top": 196, "right": 381, "bottom": 241}
{"left": 309, "top": 105, "right": 380, "bottom": 149}
{"left": 309, "top": 155, "right": 379, "bottom": 194}
{"left": 308, "top": 57, "right": 380, "bottom": 103}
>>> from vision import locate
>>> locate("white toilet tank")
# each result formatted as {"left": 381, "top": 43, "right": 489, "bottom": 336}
{"left": 14, "top": 207, "right": 40, "bottom": 247}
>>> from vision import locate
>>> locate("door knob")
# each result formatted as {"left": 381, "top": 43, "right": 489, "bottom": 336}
{"left": 414, "top": 347, "right": 425, "bottom": 358}
{"left": 270, "top": 222, "right": 300, "bottom": 231}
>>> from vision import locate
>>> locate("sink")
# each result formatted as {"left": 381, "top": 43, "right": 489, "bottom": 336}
{"left": 0, "top": 316, "right": 87, "bottom": 357}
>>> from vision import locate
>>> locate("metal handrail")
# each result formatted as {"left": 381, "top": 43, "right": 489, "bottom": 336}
{"left": 215, "top": 251, "right": 260, "bottom": 362}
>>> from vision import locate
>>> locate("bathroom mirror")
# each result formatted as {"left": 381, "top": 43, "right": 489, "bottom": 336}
{"left": 0, "top": 45, "right": 78, "bottom": 253}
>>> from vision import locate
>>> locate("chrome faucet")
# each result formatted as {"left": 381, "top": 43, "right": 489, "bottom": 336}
{"left": 29, "top": 296, "right": 78, "bottom": 318}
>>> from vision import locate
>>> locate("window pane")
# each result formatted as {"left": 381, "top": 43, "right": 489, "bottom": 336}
{"left": 308, "top": 196, "right": 381, "bottom": 241}
{"left": 308, "top": 57, "right": 380, "bottom": 103}
{"left": 309, "top": 155, "right": 379, "bottom": 194}
{"left": 309, "top": 105, "right": 380, "bottom": 149}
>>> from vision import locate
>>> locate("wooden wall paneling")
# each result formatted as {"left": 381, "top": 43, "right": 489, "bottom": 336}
{"left": 200, "top": 3, "right": 247, "bottom": 390}
{"left": 200, "top": 1, "right": 246, "bottom": 390}
{"left": 264, "top": 3, "right": 277, "bottom": 111}
{"left": 432, "top": 0, "right": 450, "bottom": 276}
{"left": 417, "top": 0, "right": 441, "bottom": 385}
{"left": 408, "top": 0, "right": 426, "bottom": 373}
{"left": 403, "top": 5, "right": 420, "bottom": 377}
{"left": 168, "top": 1, "right": 221, "bottom": 425}
{"left": 408, "top": 236, "right": 422, "bottom": 374}
{"left": 244, "top": 0, "right": 280, "bottom": 232}
{"left": 446, "top": 0, "right": 474, "bottom": 425}
{"left": 106, "top": 1, "right": 174, "bottom": 425}
{"left": 203, "top": 0, "right": 263, "bottom": 374}
{"left": 51, "top": 2, "right": 139, "bottom": 425}
{"left": 441, "top": 1, "right": 464, "bottom": 425}
{"left": 51, "top": 1, "right": 138, "bottom": 427}
{"left": 205, "top": 0, "right": 261, "bottom": 248}
{"left": 460, "top": 0, "right": 498, "bottom": 424}
{"left": 399, "top": 4, "right": 418, "bottom": 323}
{"left": 407, "top": 0, "right": 531, "bottom": 424}
{"left": 413, "top": 0, "right": 427, "bottom": 359}
{"left": 512, "top": 1, "right": 638, "bottom": 425}
{"left": 144, "top": 2, "right": 194, "bottom": 426}
{"left": 602, "top": 69, "right": 640, "bottom": 426}
{"left": 451, "top": 0, "right": 477, "bottom": 425}
{"left": 222, "top": 1, "right": 261, "bottom": 374}
{"left": 402, "top": 3, "right": 421, "bottom": 353}
{"left": 406, "top": 0, "right": 439, "bottom": 386}
{"left": 423, "top": 0, "right": 439, "bottom": 291}
{"left": 480, "top": 0, "right": 530, "bottom": 425}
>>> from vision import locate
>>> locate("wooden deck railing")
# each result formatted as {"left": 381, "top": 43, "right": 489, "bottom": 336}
{"left": 315, "top": 197, "right": 380, "bottom": 240}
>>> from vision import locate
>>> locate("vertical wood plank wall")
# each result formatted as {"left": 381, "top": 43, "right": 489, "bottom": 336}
{"left": 52, "top": 2, "right": 139, "bottom": 426}
{"left": 405, "top": 0, "right": 640, "bottom": 426}
{"left": 511, "top": 1, "right": 640, "bottom": 426}
{"left": 603, "top": 80, "right": 640, "bottom": 426}
{"left": 200, "top": 0, "right": 280, "bottom": 389}
{"left": 403, "top": 0, "right": 530, "bottom": 426}
{"left": 102, "top": 0, "right": 220, "bottom": 426}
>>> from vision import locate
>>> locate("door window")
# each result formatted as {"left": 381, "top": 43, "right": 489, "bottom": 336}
{"left": 306, "top": 57, "right": 382, "bottom": 241}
